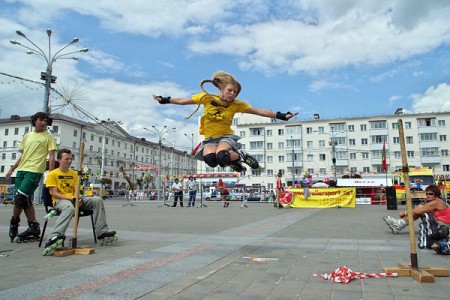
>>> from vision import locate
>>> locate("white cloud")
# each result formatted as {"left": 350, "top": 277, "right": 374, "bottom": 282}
{"left": 411, "top": 83, "right": 450, "bottom": 113}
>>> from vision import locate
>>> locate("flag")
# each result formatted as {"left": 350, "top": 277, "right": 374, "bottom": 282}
{"left": 381, "top": 140, "right": 387, "bottom": 171}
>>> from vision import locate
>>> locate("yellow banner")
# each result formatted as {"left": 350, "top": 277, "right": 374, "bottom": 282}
{"left": 289, "top": 188, "right": 356, "bottom": 208}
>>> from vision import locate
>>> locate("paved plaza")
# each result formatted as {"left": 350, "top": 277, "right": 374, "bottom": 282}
{"left": 1, "top": 198, "right": 450, "bottom": 299}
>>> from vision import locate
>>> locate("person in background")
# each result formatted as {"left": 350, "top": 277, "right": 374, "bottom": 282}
{"left": 187, "top": 176, "right": 197, "bottom": 207}
{"left": 275, "top": 172, "right": 283, "bottom": 208}
{"left": 6, "top": 112, "right": 56, "bottom": 243}
{"left": 171, "top": 178, "right": 184, "bottom": 207}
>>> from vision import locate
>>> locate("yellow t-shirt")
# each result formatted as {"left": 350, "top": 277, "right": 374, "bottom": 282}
{"left": 18, "top": 131, "right": 57, "bottom": 173}
{"left": 46, "top": 168, "right": 78, "bottom": 206}
{"left": 192, "top": 92, "right": 251, "bottom": 138}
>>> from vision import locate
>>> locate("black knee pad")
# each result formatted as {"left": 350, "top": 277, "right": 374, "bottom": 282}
{"left": 203, "top": 153, "right": 218, "bottom": 168}
{"left": 217, "top": 150, "right": 231, "bottom": 167}
{"left": 14, "top": 193, "right": 32, "bottom": 209}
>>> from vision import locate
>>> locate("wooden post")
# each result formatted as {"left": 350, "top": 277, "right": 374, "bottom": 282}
{"left": 71, "top": 141, "right": 84, "bottom": 249}
{"left": 381, "top": 119, "right": 449, "bottom": 282}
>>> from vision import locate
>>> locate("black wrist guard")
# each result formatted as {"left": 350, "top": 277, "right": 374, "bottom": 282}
{"left": 276, "top": 111, "right": 291, "bottom": 121}
{"left": 159, "top": 97, "right": 171, "bottom": 104}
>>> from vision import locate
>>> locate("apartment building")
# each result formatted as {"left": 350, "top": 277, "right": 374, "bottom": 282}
{"left": 0, "top": 114, "right": 193, "bottom": 190}
{"left": 221, "top": 110, "right": 450, "bottom": 189}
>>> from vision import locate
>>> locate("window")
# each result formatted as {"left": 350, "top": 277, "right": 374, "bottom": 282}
{"left": 286, "top": 125, "right": 301, "bottom": 134}
{"left": 350, "top": 167, "right": 357, "bottom": 173}
{"left": 24, "top": 127, "right": 29, "bottom": 134}
{"left": 267, "top": 143, "right": 273, "bottom": 150}
{"left": 73, "top": 129, "right": 78, "bottom": 137}
{"left": 105, "top": 138, "right": 109, "bottom": 145}
{"left": 4, "top": 129, "right": 8, "bottom": 136}
{"left": 371, "top": 135, "right": 385, "bottom": 144}
{"left": 3, "top": 141, "right": 6, "bottom": 148}
{"left": 52, "top": 125, "right": 59, "bottom": 133}
{"left": 407, "top": 151, "right": 414, "bottom": 158}
{"left": 319, "top": 168, "right": 326, "bottom": 174}
{"left": 348, "top": 125, "right": 354, "bottom": 131}
{"left": 440, "top": 135, "right": 447, "bottom": 142}
{"left": 317, "top": 127, "right": 324, "bottom": 133}
{"left": 267, "top": 129, "right": 272, "bottom": 136}
{"left": 349, "top": 139, "right": 355, "bottom": 146}
{"left": 307, "top": 141, "right": 313, "bottom": 148}
{"left": 307, "top": 154, "right": 314, "bottom": 161}
{"left": 319, "top": 154, "right": 326, "bottom": 161}
{"left": 250, "top": 141, "right": 264, "bottom": 149}
{"left": 421, "top": 148, "right": 439, "bottom": 157}
{"left": 404, "top": 122, "right": 412, "bottom": 129}
{"left": 240, "top": 131, "right": 245, "bottom": 137}
{"left": 360, "top": 124, "right": 367, "bottom": 131}
{"left": 13, "top": 141, "right": 18, "bottom": 147}
{"left": 0, "top": 166, "right": 4, "bottom": 172}
{"left": 392, "top": 123, "right": 398, "bottom": 130}
{"left": 267, "top": 156, "right": 273, "bottom": 163}
{"left": 393, "top": 137, "right": 400, "bottom": 144}
{"left": 278, "top": 142, "right": 284, "bottom": 149}
{"left": 12, "top": 153, "right": 16, "bottom": 159}
{"left": 394, "top": 151, "right": 401, "bottom": 158}
{"left": 72, "top": 142, "right": 77, "bottom": 149}
{"left": 278, "top": 129, "right": 284, "bottom": 136}
{"left": 99, "top": 136, "right": 102, "bottom": 143}
{"left": 90, "top": 134, "right": 94, "bottom": 141}
{"left": 278, "top": 155, "right": 285, "bottom": 162}
{"left": 14, "top": 128, "right": 19, "bottom": 135}
{"left": 420, "top": 133, "right": 437, "bottom": 141}
{"left": 361, "top": 138, "right": 368, "bottom": 145}
{"left": 362, "top": 152, "right": 369, "bottom": 159}
{"left": 306, "top": 127, "right": 313, "bottom": 134}
{"left": 319, "top": 140, "right": 325, "bottom": 147}
{"left": 406, "top": 136, "right": 413, "bottom": 144}
{"left": 370, "top": 121, "right": 387, "bottom": 129}
{"left": 418, "top": 118, "right": 436, "bottom": 127}
{"left": 308, "top": 168, "right": 314, "bottom": 174}
{"left": 331, "top": 123, "right": 345, "bottom": 132}
{"left": 89, "top": 145, "right": 94, "bottom": 152}
{"left": 363, "top": 167, "right": 370, "bottom": 173}
{"left": 443, "top": 165, "right": 450, "bottom": 171}
{"left": 1, "top": 153, "right": 5, "bottom": 160}
{"left": 442, "top": 150, "right": 449, "bottom": 157}
{"left": 336, "top": 151, "right": 347, "bottom": 159}
{"left": 267, "top": 169, "right": 273, "bottom": 176}
{"left": 349, "top": 153, "right": 356, "bottom": 160}
{"left": 438, "top": 120, "right": 446, "bottom": 127}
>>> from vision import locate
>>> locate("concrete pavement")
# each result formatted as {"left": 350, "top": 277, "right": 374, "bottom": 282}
{"left": 1, "top": 198, "right": 450, "bottom": 299}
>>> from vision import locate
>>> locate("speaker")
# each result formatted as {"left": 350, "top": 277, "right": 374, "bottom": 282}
{"left": 386, "top": 186, "right": 397, "bottom": 210}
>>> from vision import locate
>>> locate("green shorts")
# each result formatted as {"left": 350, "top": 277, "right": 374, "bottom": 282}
{"left": 15, "top": 171, "right": 43, "bottom": 197}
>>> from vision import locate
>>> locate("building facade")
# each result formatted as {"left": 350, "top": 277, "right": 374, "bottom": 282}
{"left": 221, "top": 110, "right": 450, "bottom": 189}
{"left": 0, "top": 114, "right": 193, "bottom": 191}
{"left": 2, "top": 111, "right": 450, "bottom": 191}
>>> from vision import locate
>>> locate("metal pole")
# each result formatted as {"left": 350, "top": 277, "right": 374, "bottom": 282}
{"left": 331, "top": 126, "right": 337, "bottom": 182}
{"left": 291, "top": 136, "right": 295, "bottom": 186}
{"left": 100, "top": 129, "right": 106, "bottom": 198}
{"left": 158, "top": 139, "right": 162, "bottom": 201}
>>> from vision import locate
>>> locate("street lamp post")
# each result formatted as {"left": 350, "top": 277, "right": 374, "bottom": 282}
{"left": 330, "top": 126, "right": 337, "bottom": 182}
{"left": 10, "top": 29, "right": 88, "bottom": 113}
{"left": 144, "top": 126, "right": 176, "bottom": 202}
{"left": 184, "top": 133, "right": 195, "bottom": 175}
{"left": 291, "top": 136, "right": 295, "bottom": 187}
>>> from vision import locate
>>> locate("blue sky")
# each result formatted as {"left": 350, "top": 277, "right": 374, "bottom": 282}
{"left": 1, "top": 0, "right": 450, "bottom": 151}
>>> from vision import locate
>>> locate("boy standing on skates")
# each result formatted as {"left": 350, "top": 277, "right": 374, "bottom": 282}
{"left": 6, "top": 112, "right": 56, "bottom": 243}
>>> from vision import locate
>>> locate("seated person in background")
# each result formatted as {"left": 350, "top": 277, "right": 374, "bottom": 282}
{"left": 383, "top": 184, "right": 449, "bottom": 248}
{"left": 44, "top": 149, "right": 116, "bottom": 253}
